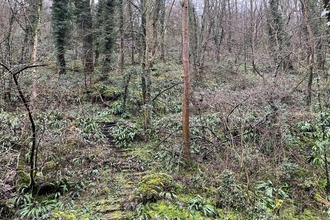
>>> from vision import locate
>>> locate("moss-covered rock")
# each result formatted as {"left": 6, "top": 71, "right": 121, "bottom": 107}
{"left": 43, "top": 160, "right": 57, "bottom": 173}
{"left": 87, "top": 83, "right": 121, "bottom": 103}
{"left": 17, "top": 171, "right": 30, "bottom": 189}
{"left": 133, "top": 173, "right": 178, "bottom": 203}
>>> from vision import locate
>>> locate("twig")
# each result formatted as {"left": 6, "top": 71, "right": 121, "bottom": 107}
{"left": 98, "top": 93, "right": 112, "bottom": 107}
{"left": 290, "top": 72, "right": 309, "bottom": 94}
{"left": 151, "top": 82, "right": 181, "bottom": 102}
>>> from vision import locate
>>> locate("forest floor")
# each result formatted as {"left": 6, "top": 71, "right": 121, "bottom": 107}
{"left": 1, "top": 61, "right": 330, "bottom": 219}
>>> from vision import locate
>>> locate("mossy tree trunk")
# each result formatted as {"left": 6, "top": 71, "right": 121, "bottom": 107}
{"left": 301, "top": 0, "right": 314, "bottom": 108}
{"left": 267, "top": 0, "right": 294, "bottom": 75}
{"left": 75, "top": 0, "right": 94, "bottom": 87}
{"left": 119, "top": 0, "right": 125, "bottom": 72}
{"left": 95, "top": 0, "right": 116, "bottom": 78}
{"left": 51, "top": 0, "right": 71, "bottom": 75}
{"left": 189, "top": 4, "right": 199, "bottom": 75}
{"left": 128, "top": 2, "right": 135, "bottom": 64}
{"left": 141, "top": 0, "right": 151, "bottom": 128}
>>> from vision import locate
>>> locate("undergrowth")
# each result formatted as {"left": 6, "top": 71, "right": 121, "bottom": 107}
{"left": 1, "top": 62, "right": 330, "bottom": 219}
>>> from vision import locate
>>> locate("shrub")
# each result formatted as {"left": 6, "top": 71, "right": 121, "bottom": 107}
{"left": 216, "top": 169, "right": 247, "bottom": 211}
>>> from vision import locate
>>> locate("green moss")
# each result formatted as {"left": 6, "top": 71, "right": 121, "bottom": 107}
{"left": 51, "top": 208, "right": 77, "bottom": 220}
{"left": 276, "top": 207, "right": 297, "bottom": 220}
{"left": 17, "top": 171, "right": 30, "bottom": 188}
{"left": 134, "top": 173, "right": 178, "bottom": 203}
{"left": 99, "top": 187, "right": 110, "bottom": 195}
{"left": 217, "top": 209, "right": 242, "bottom": 220}
{"left": 43, "top": 160, "right": 57, "bottom": 173}
{"left": 318, "top": 178, "right": 327, "bottom": 189}
{"left": 295, "top": 209, "right": 325, "bottom": 220}
{"left": 145, "top": 200, "right": 208, "bottom": 219}
{"left": 104, "top": 87, "right": 120, "bottom": 99}
{"left": 88, "top": 83, "right": 121, "bottom": 101}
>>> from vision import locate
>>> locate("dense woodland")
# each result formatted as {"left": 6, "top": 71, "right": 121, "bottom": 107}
{"left": 2, "top": 0, "right": 330, "bottom": 219}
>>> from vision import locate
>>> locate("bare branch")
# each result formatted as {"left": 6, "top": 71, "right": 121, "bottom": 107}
{"left": 0, "top": 62, "right": 47, "bottom": 76}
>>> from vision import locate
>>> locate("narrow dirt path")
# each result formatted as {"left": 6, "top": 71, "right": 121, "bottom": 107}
{"left": 98, "top": 122, "right": 147, "bottom": 219}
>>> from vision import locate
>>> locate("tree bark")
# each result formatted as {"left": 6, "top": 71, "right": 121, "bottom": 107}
{"left": 182, "top": 0, "right": 191, "bottom": 162}
{"left": 52, "top": 0, "right": 70, "bottom": 75}
{"left": 141, "top": 0, "right": 151, "bottom": 128}
{"left": 119, "top": 0, "right": 125, "bottom": 71}
{"left": 152, "top": 0, "right": 161, "bottom": 57}
{"left": 20, "top": 0, "right": 38, "bottom": 64}
{"left": 128, "top": 2, "right": 135, "bottom": 64}
{"left": 159, "top": 0, "right": 166, "bottom": 62}
{"left": 75, "top": 0, "right": 94, "bottom": 87}
{"left": 301, "top": 0, "right": 314, "bottom": 107}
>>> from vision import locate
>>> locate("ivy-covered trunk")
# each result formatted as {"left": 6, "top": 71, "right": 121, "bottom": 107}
{"left": 75, "top": 0, "right": 94, "bottom": 87}
{"left": 51, "top": 0, "right": 71, "bottom": 75}
{"left": 141, "top": 0, "right": 151, "bottom": 128}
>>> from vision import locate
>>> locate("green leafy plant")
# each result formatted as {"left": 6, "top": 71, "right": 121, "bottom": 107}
{"left": 256, "top": 180, "right": 288, "bottom": 210}
{"left": 296, "top": 111, "right": 330, "bottom": 191}
{"left": 94, "top": 110, "right": 113, "bottom": 122}
{"left": 110, "top": 100, "right": 125, "bottom": 115}
{"left": 188, "top": 195, "right": 218, "bottom": 218}
{"left": 0, "top": 109, "right": 24, "bottom": 150}
{"left": 13, "top": 190, "right": 32, "bottom": 208}
{"left": 110, "top": 119, "right": 140, "bottom": 148}
{"left": 134, "top": 203, "right": 152, "bottom": 219}
{"left": 76, "top": 117, "right": 104, "bottom": 141}
{"left": 217, "top": 169, "right": 247, "bottom": 211}
{"left": 17, "top": 200, "right": 58, "bottom": 219}
{"left": 51, "top": 178, "right": 70, "bottom": 196}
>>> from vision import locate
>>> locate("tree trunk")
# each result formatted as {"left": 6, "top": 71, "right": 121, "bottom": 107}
{"left": 301, "top": 0, "right": 314, "bottom": 107}
{"left": 214, "top": 0, "right": 226, "bottom": 62}
{"left": 128, "top": 2, "right": 135, "bottom": 64}
{"left": 20, "top": 0, "right": 38, "bottom": 64}
{"left": 30, "top": 0, "right": 42, "bottom": 193}
{"left": 119, "top": 0, "right": 125, "bottom": 71}
{"left": 0, "top": 62, "right": 46, "bottom": 193}
{"left": 152, "top": 0, "right": 161, "bottom": 57}
{"left": 189, "top": 4, "right": 199, "bottom": 74}
{"left": 159, "top": 0, "right": 166, "bottom": 62}
{"left": 83, "top": 10, "right": 94, "bottom": 87}
{"left": 141, "top": 0, "right": 151, "bottom": 128}
{"left": 227, "top": 0, "right": 232, "bottom": 53}
{"left": 52, "top": 0, "right": 71, "bottom": 75}
{"left": 75, "top": 0, "right": 94, "bottom": 87}
{"left": 182, "top": 0, "right": 191, "bottom": 162}
{"left": 57, "top": 43, "right": 66, "bottom": 75}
